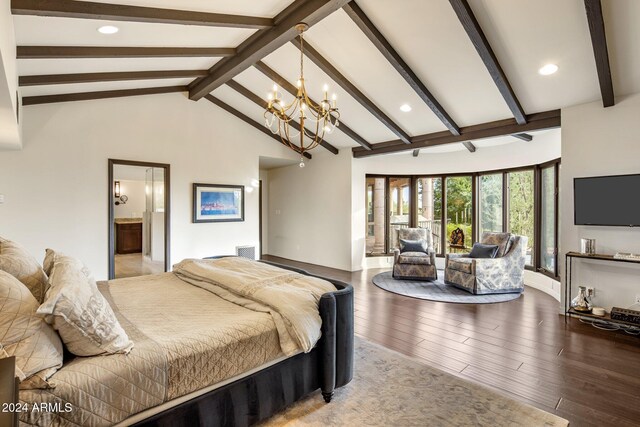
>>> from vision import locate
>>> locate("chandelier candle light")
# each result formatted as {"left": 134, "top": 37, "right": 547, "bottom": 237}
{"left": 264, "top": 23, "right": 339, "bottom": 167}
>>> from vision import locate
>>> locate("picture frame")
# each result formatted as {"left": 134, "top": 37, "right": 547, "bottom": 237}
{"left": 193, "top": 183, "right": 244, "bottom": 223}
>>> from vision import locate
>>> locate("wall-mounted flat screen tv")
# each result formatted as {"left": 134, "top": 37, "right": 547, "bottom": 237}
{"left": 574, "top": 174, "right": 640, "bottom": 226}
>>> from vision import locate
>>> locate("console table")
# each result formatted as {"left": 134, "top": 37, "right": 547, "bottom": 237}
{"left": 565, "top": 251, "right": 640, "bottom": 327}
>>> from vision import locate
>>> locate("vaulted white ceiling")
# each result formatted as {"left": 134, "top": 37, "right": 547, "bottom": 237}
{"left": 12, "top": 0, "right": 640, "bottom": 153}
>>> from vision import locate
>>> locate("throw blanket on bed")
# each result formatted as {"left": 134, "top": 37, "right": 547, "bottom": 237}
{"left": 173, "top": 257, "right": 336, "bottom": 355}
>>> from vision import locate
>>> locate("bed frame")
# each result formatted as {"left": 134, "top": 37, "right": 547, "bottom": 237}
{"left": 131, "top": 260, "right": 354, "bottom": 427}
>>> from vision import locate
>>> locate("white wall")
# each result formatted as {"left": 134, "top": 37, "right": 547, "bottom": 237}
{"left": 259, "top": 169, "right": 269, "bottom": 256}
{"left": 0, "top": 92, "right": 300, "bottom": 279}
{"left": 560, "top": 93, "right": 640, "bottom": 311}
{"left": 0, "top": 0, "right": 20, "bottom": 149}
{"left": 266, "top": 150, "right": 353, "bottom": 271}
{"left": 113, "top": 179, "right": 146, "bottom": 218}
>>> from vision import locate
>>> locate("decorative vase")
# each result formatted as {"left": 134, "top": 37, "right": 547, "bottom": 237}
{"left": 580, "top": 238, "right": 596, "bottom": 254}
{"left": 571, "top": 286, "right": 592, "bottom": 313}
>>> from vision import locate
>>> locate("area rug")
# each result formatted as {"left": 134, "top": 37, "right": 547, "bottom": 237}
{"left": 261, "top": 337, "right": 568, "bottom": 427}
{"left": 372, "top": 270, "right": 522, "bottom": 304}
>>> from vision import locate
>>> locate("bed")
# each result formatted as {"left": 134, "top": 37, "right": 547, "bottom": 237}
{"left": 16, "top": 258, "right": 354, "bottom": 427}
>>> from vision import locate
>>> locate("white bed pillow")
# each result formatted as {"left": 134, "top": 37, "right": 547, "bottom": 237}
{"left": 0, "top": 237, "right": 48, "bottom": 303}
{"left": 37, "top": 251, "right": 133, "bottom": 356}
{"left": 0, "top": 270, "right": 63, "bottom": 389}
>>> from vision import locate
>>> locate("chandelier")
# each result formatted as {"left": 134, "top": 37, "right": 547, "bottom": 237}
{"left": 264, "top": 23, "right": 339, "bottom": 167}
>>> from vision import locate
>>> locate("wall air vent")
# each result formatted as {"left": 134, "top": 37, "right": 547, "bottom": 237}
{"left": 236, "top": 245, "right": 256, "bottom": 260}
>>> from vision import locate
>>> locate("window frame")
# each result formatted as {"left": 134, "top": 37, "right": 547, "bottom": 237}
{"left": 477, "top": 172, "right": 505, "bottom": 237}
{"left": 504, "top": 167, "right": 537, "bottom": 269}
{"left": 387, "top": 176, "right": 413, "bottom": 252}
{"left": 414, "top": 176, "right": 445, "bottom": 256}
{"left": 444, "top": 174, "right": 475, "bottom": 254}
{"left": 536, "top": 159, "right": 560, "bottom": 279}
{"left": 365, "top": 175, "right": 390, "bottom": 256}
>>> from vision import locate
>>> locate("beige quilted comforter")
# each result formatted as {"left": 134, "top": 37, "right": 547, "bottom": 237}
{"left": 173, "top": 257, "right": 336, "bottom": 356}
{"left": 19, "top": 272, "right": 286, "bottom": 426}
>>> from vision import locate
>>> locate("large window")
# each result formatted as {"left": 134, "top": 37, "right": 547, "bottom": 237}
{"left": 540, "top": 165, "right": 558, "bottom": 275}
{"left": 479, "top": 174, "right": 503, "bottom": 235}
{"left": 416, "top": 178, "right": 442, "bottom": 254}
{"left": 388, "top": 177, "right": 411, "bottom": 250}
{"left": 446, "top": 176, "right": 473, "bottom": 252}
{"left": 507, "top": 170, "right": 535, "bottom": 265}
{"left": 365, "top": 159, "right": 560, "bottom": 277}
{"left": 365, "top": 177, "right": 386, "bottom": 255}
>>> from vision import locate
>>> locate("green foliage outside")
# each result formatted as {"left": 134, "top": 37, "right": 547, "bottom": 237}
{"left": 431, "top": 178, "right": 442, "bottom": 217}
{"left": 446, "top": 177, "right": 472, "bottom": 223}
{"left": 446, "top": 176, "right": 473, "bottom": 249}
{"left": 508, "top": 171, "right": 535, "bottom": 254}
{"left": 479, "top": 174, "right": 503, "bottom": 234}
{"left": 405, "top": 172, "right": 540, "bottom": 258}
{"left": 540, "top": 167, "right": 556, "bottom": 270}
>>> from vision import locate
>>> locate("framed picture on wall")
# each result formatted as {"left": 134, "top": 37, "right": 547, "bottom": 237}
{"left": 193, "top": 183, "right": 244, "bottom": 223}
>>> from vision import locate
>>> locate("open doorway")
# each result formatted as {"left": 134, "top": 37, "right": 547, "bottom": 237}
{"left": 108, "top": 159, "right": 170, "bottom": 279}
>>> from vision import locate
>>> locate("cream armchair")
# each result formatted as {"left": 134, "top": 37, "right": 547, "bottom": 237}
{"left": 392, "top": 228, "right": 437, "bottom": 281}
{"left": 444, "top": 232, "right": 528, "bottom": 294}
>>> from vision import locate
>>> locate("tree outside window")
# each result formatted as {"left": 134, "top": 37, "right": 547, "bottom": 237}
{"left": 508, "top": 170, "right": 535, "bottom": 265}
{"left": 479, "top": 174, "right": 503, "bottom": 235}
{"left": 446, "top": 176, "right": 473, "bottom": 251}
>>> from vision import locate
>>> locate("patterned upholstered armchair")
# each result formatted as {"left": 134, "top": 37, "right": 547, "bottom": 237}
{"left": 392, "top": 228, "right": 437, "bottom": 281}
{"left": 444, "top": 232, "right": 527, "bottom": 294}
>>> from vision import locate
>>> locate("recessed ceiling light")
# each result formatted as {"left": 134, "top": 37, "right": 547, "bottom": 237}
{"left": 98, "top": 25, "right": 119, "bottom": 34}
{"left": 538, "top": 64, "right": 558, "bottom": 76}
{"left": 400, "top": 104, "right": 412, "bottom": 112}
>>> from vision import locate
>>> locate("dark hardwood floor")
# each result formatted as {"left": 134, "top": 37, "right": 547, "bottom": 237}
{"left": 262, "top": 255, "right": 640, "bottom": 427}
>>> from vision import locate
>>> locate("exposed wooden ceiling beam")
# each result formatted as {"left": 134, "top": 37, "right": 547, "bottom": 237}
{"left": 461, "top": 141, "right": 476, "bottom": 152}
{"left": 343, "top": 2, "right": 460, "bottom": 136}
{"left": 584, "top": 0, "right": 614, "bottom": 107}
{"left": 11, "top": 0, "right": 273, "bottom": 29}
{"left": 188, "top": 0, "right": 351, "bottom": 101}
{"left": 449, "top": 0, "right": 527, "bottom": 125}
{"left": 22, "top": 85, "right": 186, "bottom": 105}
{"left": 511, "top": 133, "right": 533, "bottom": 142}
{"left": 17, "top": 46, "right": 235, "bottom": 59}
{"left": 352, "top": 110, "right": 560, "bottom": 158}
{"left": 253, "top": 60, "right": 372, "bottom": 150}
{"left": 293, "top": 37, "right": 412, "bottom": 145}
{"left": 412, "top": 149, "right": 420, "bottom": 157}
{"left": 19, "top": 70, "right": 208, "bottom": 86}
{"left": 204, "top": 94, "right": 312, "bottom": 159}
{"left": 225, "top": 79, "right": 338, "bottom": 155}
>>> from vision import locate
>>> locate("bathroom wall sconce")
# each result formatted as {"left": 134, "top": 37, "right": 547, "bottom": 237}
{"left": 114, "top": 181, "right": 128, "bottom": 205}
